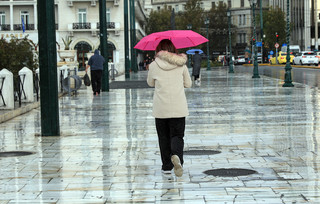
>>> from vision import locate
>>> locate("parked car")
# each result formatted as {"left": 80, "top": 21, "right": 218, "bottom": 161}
{"left": 292, "top": 51, "right": 319, "bottom": 65}
{"left": 315, "top": 51, "right": 320, "bottom": 59}
{"left": 270, "top": 51, "right": 294, "bottom": 65}
{"left": 234, "top": 55, "right": 246, "bottom": 65}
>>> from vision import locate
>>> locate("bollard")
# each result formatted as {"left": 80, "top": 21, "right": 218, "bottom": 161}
{"left": 0, "top": 69, "right": 14, "bottom": 109}
{"left": 18, "top": 67, "right": 34, "bottom": 103}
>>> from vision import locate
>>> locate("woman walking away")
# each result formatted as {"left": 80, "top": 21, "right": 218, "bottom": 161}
{"left": 192, "top": 51, "right": 202, "bottom": 86}
{"left": 147, "top": 39, "right": 192, "bottom": 177}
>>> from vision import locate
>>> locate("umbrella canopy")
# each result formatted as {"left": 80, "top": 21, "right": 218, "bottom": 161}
{"left": 186, "top": 49, "right": 204, "bottom": 55}
{"left": 134, "top": 30, "right": 208, "bottom": 51}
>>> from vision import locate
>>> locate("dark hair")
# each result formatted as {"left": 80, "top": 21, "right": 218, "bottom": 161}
{"left": 156, "top": 39, "right": 177, "bottom": 53}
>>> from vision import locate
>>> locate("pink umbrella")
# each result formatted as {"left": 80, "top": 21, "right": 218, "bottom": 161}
{"left": 134, "top": 30, "right": 208, "bottom": 51}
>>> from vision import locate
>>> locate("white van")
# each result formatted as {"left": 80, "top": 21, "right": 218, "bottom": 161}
{"left": 281, "top": 45, "right": 300, "bottom": 56}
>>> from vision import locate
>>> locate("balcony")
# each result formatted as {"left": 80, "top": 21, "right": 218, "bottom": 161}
{"left": 0, "top": 24, "right": 10, "bottom": 31}
{"left": 72, "top": 22, "right": 91, "bottom": 29}
{"left": 13, "top": 24, "right": 35, "bottom": 31}
{"left": 67, "top": 0, "right": 97, "bottom": 6}
{"left": 97, "top": 22, "right": 115, "bottom": 29}
{"left": 68, "top": 22, "right": 120, "bottom": 37}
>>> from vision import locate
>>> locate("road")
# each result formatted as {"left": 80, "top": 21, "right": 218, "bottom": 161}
{"left": 235, "top": 64, "right": 320, "bottom": 88}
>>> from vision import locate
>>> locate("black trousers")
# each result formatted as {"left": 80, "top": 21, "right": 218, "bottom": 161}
{"left": 155, "top": 117, "right": 185, "bottom": 171}
{"left": 91, "top": 70, "right": 102, "bottom": 94}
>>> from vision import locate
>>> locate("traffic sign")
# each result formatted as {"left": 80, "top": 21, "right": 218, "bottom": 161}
{"left": 275, "top": 43, "right": 279, "bottom": 48}
{"left": 269, "top": 51, "right": 274, "bottom": 55}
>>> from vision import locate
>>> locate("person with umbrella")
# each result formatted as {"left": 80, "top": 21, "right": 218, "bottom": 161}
{"left": 192, "top": 51, "right": 202, "bottom": 86}
{"left": 147, "top": 39, "right": 192, "bottom": 177}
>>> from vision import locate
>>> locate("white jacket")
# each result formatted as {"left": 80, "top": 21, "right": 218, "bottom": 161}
{"left": 147, "top": 51, "right": 192, "bottom": 118}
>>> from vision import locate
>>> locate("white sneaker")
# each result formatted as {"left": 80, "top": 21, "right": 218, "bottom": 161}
{"left": 171, "top": 155, "right": 183, "bottom": 177}
{"left": 196, "top": 79, "right": 201, "bottom": 86}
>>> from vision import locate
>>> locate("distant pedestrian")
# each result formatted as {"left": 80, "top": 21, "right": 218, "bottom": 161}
{"left": 86, "top": 49, "right": 105, "bottom": 96}
{"left": 192, "top": 51, "right": 202, "bottom": 86}
{"left": 147, "top": 39, "right": 192, "bottom": 177}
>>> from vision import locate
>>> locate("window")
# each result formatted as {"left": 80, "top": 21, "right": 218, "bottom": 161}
{"left": 239, "top": 15, "right": 242, "bottom": 25}
{"left": 21, "top": 11, "right": 29, "bottom": 25}
{"left": 0, "top": 11, "right": 5, "bottom": 25}
{"left": 212, "top": 2, "right": 215, "bottom": 9}
{"left": 157, "top": 6, "right": 160, "bottom": 11}
{"left": 228, "top": 0, "right": 231, "bottom": 8}
{"left": 106, "top": 8, "right": 110, "bottom": 22}
{"left": 242, "top": 14, "right": 246, "bottom": 25}
{"left": 175, "top": 5, "right": 179, "bottom": 12}
{"left": 238, "top": 33, "right": 246, "bottom": 43}
{"left": 78, "top": 9, "right": 87, "bottom": 23}
{"left": 241, "top": 0, "right": 244, "bottom": 7}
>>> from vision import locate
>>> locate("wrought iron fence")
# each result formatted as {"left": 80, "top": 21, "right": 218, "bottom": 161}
{"left": 97, "top": 22, "right": 115, "bottom": 29}
{"left": 72, "top": 23, "right": 91, "bottom": 29}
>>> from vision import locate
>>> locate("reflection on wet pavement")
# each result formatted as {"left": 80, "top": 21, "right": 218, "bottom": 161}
{"left": 0, "top": 67, "right": 320, "bottom": 203}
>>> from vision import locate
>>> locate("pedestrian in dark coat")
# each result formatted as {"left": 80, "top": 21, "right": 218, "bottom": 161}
{"left": 192, "top": 51, "right": 202, "bottom": 86}
{"left": 86, "top": 49, "right": 105, "bottom": 96}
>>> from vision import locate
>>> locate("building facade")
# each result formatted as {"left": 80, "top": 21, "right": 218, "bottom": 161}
{"left": 0, "top": 0, "right": 147, "bottom": 73}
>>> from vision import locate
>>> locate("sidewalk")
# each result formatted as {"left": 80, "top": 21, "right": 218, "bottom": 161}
{"left": 0, "top": 67, "right": 319, "bottom": 203}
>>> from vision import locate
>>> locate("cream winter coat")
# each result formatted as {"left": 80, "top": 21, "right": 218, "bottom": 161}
{"left": 147, "top": 51, "right": 192, "bottom": 118}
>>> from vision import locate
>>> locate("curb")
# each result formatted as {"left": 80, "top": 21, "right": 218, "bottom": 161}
{"left": 0, "top": 101, "right": 40, "bottom": 124}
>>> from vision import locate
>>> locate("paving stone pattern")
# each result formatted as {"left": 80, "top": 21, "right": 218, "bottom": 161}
{"left": 0, "top": 67, "right": 319, "bottom": 203}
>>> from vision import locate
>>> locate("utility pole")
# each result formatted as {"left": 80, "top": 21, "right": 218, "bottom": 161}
{"left": 37, "top": 0, "right": 60, "bottom": 136}
{"left": 124, "top": 0, "right": 130, "bottom": 78}
{"left": 315, "top": 0, "right": 318, "bottom": 50}
{"left": 99, "top": 0, "right": 109, "bottom": 91}
{"left": 260, "top": 0, "right": 264, "bottom": 62}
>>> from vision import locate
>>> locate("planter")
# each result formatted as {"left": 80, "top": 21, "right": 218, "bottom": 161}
{"left": 58, "top": 50, "right": 76, "bottom": 62}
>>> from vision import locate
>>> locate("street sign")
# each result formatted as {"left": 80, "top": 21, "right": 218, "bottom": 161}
{"left": 256, "top": 42, "right": 262, "bottom": 47}
{"left": 275, "top": 43, "right": 279, "bottom": 48}
{"left": 270, "top": 51, "right": 274, "bottom": 55}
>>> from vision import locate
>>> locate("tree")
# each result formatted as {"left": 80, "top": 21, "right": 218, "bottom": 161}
{"left": 0, "top": 36, "right": 38, "bottom": 80}
{"left": 257, "top": 7, "right": 286, "bottom": 50}
{"left": 176, "top": 0, "right": 204, "bottom": 33}
{"left": 146, "top": 6, "right": 172, "bottom": 34}
{"left": 203, "top": 2, "right": 234, "bottom": 55}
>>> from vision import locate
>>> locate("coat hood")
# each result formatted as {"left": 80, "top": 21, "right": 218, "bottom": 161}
{"left": 94, "top": 49, "right": 100, "bottom": 55}
{"left": 155, "top": 51, "right": 187, "bottom": 71}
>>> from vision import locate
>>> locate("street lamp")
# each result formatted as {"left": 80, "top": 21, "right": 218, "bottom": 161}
{"left": 204, "top": 18, "right": 210, "bottom": 70}
{"left": 249, "top": 0, "right": 260, "bottom": 78}
{"left": 187, "top": 24, "right": 192, "bottom": 68}
{"left": 282, "top": 0, "right": 294, "bottom": 87}
{"left": 227, "top": 9, "right": 234, "bottom": 73}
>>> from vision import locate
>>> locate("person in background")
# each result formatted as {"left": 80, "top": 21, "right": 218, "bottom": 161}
{"left": 86, "top": 49, "right": 105, "bottom": 96}
{"left": 147, "top": 39, "right": 192, "bottom": 177}
{"left": 192, "top": 51, "right": 202, "bottom": 86}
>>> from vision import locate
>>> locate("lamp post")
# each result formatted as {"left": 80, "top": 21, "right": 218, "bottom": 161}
{"left": 249, "top": 0, "right": 260, "bottom": 78}
{"left": 227, "top": 9, "right": 234, "bottom": 73}
{"left": 204, "top": 18, "right": 210, "bottom": 70}
{"left": 282, "top": 0, "right": 294, "bottom": 87}
{"left": 187, "top": 24, "right": 192, "bottom": 69}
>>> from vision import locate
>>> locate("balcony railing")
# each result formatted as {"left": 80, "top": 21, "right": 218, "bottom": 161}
{"left": 72, "top": 22, "right": 91, "bottom": 29}
{"left": 97, "top": 22, "right": 115, "bottom": 29}
{"left": 0, "top": 24, "right": 10, "bottom": 31}
{"left": 13, "top": 24, "right": 35, "bottom": 31}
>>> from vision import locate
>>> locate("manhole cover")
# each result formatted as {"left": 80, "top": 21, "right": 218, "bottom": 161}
{"left": 0, "top": 151, "right": 34, "bottom": 157}
{"left": 204, "top": 168, "right": 257, "bottom": 177}
{"left": 110, "top": 81, "right": 151, "bottom": 89}
{"left": 184, "top": 150, "right": 221, "bottom": 155}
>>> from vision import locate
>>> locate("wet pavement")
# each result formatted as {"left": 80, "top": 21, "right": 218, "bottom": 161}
{"left": 1, "top": 67, "right": 320, "bottom": 203}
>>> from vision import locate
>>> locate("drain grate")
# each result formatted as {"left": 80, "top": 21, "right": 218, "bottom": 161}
{"left": 0, "top": 151, "right": 34, "bottom": 157}
{"left": 184, "top": 150, "right": 221, "bottom": 155}
{"left": 204, "top": 168, "right": 257, "bottom": 177}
